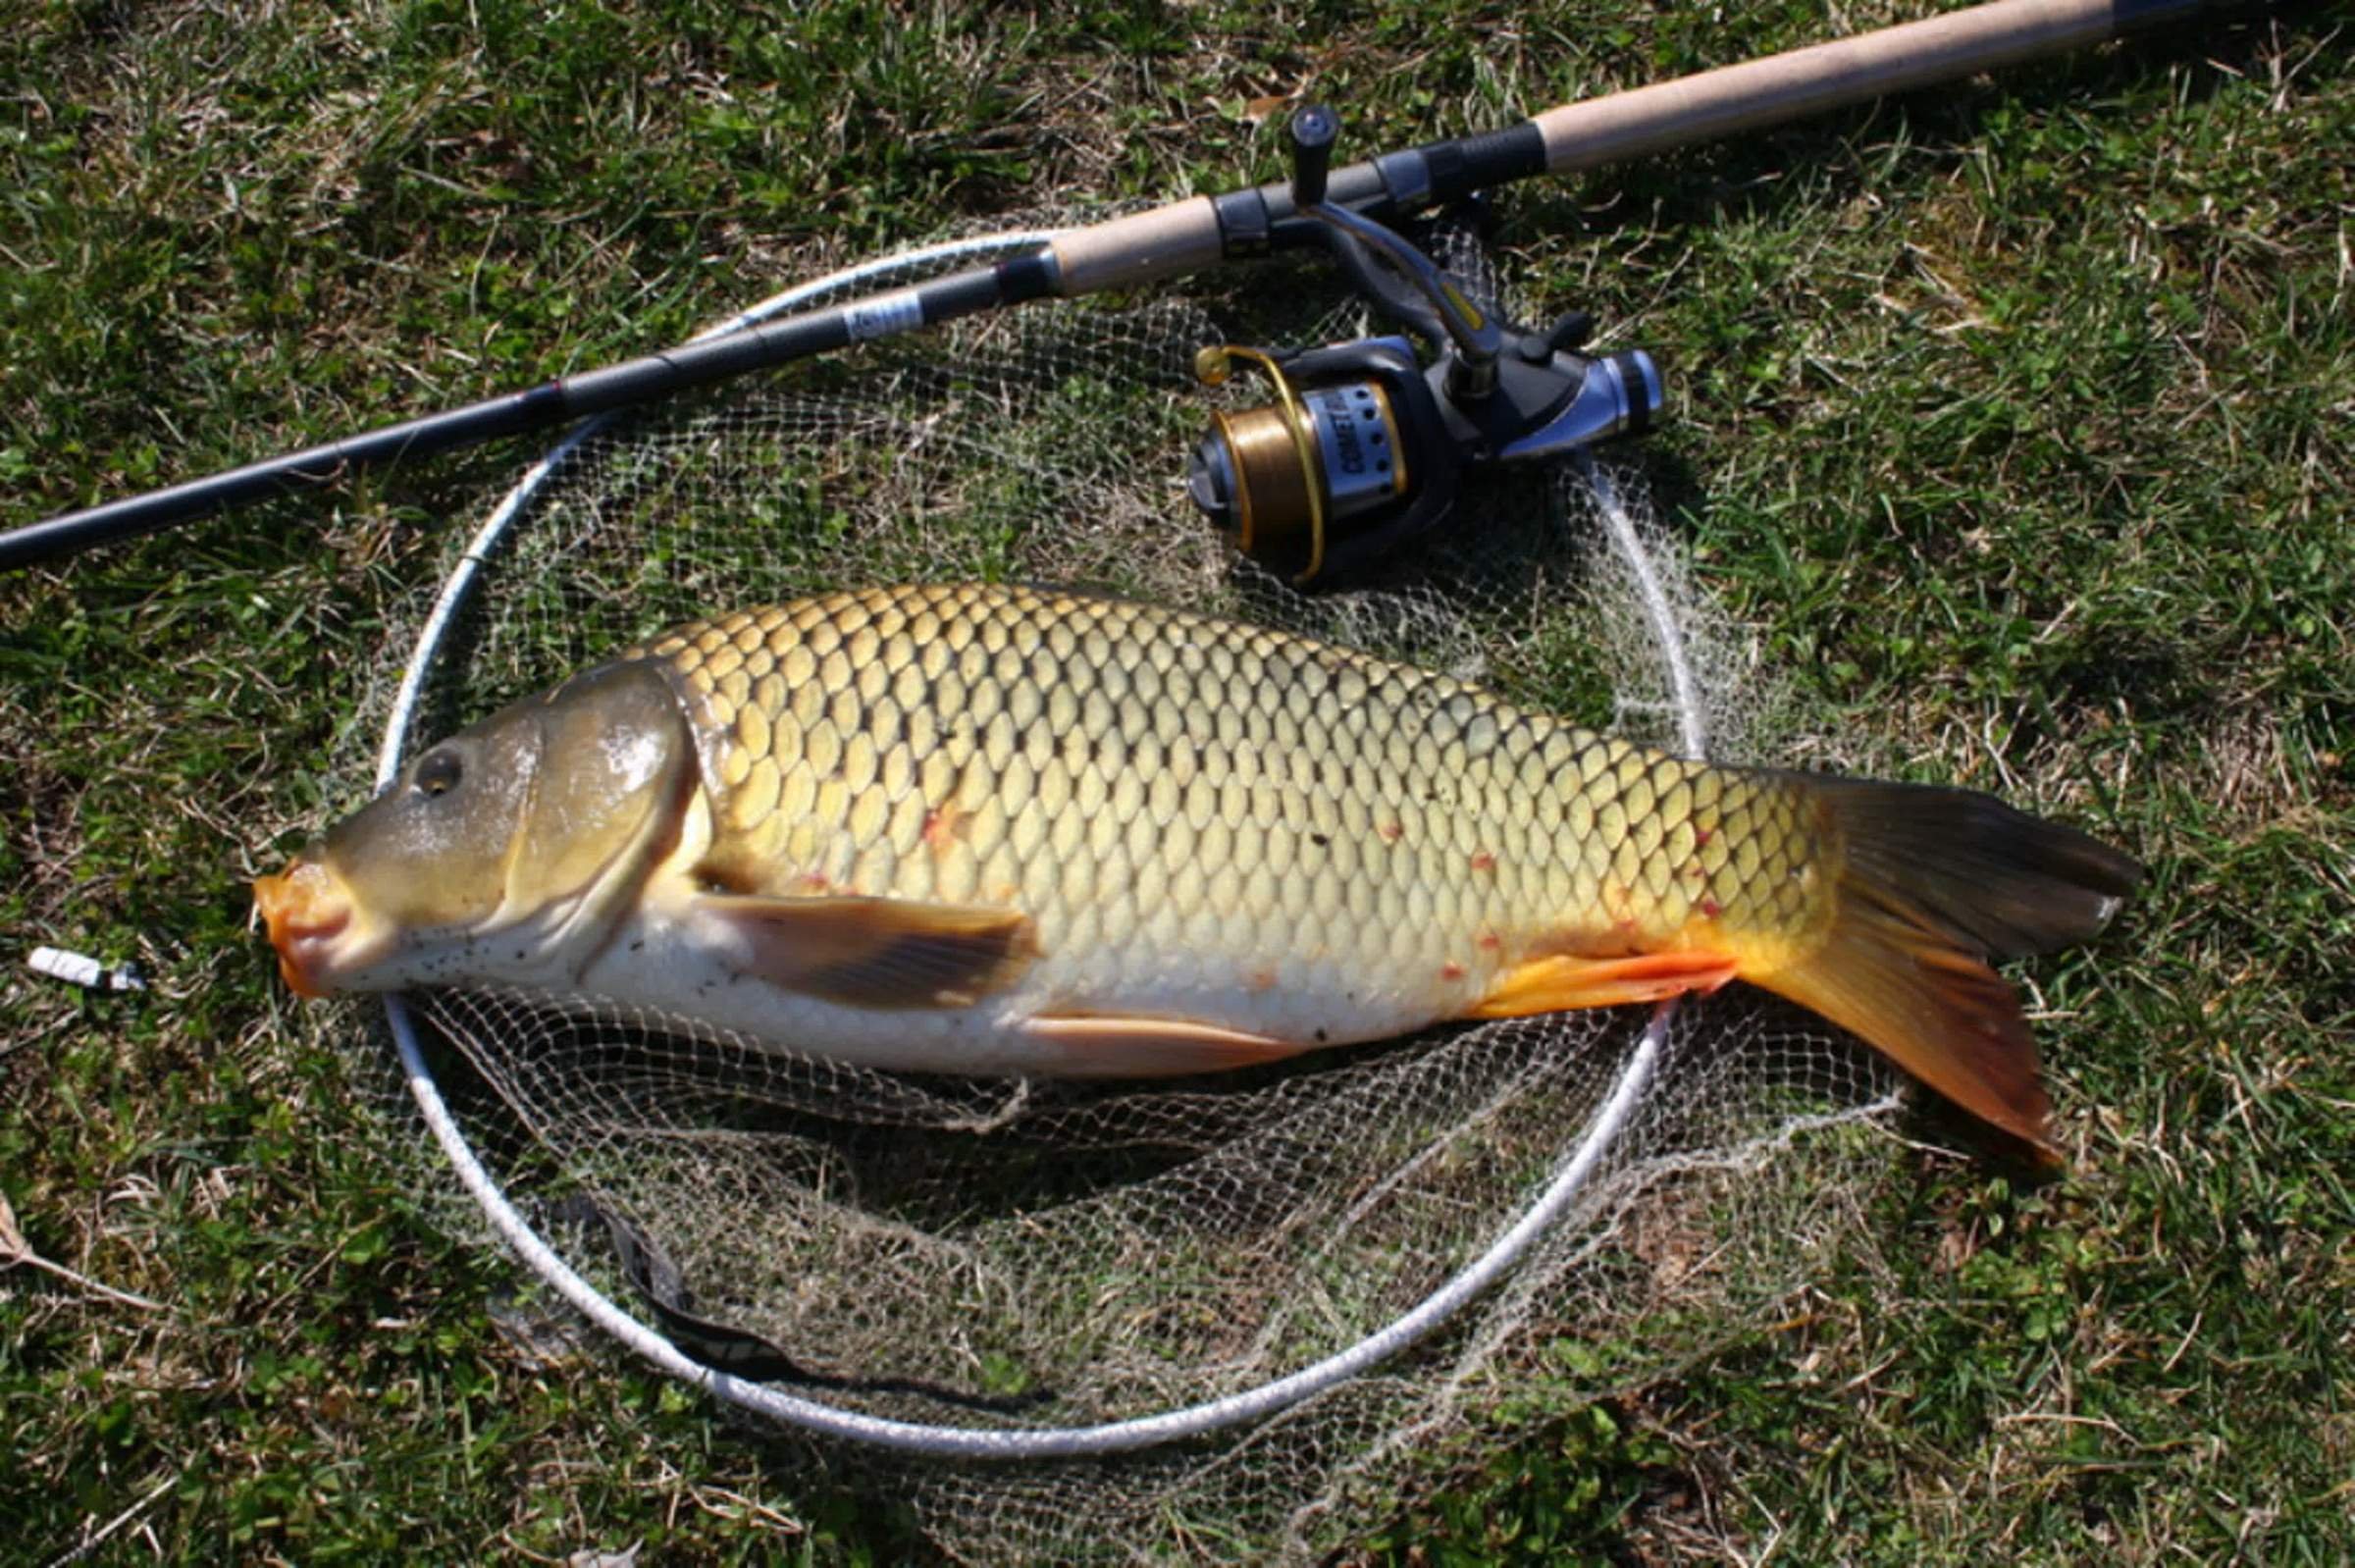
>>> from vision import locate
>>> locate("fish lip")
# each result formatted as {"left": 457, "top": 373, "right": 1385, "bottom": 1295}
{"left": 254, "top": 860, "right": 377, "bottom": 998}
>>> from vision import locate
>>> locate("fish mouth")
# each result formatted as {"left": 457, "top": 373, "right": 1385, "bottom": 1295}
{"left": 253, "top": 859, "right": 366, "bottom": 998}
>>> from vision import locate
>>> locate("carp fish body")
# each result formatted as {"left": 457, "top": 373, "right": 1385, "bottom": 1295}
{"left": 256, "top": 583, "right": 2138, "bottom": 1153}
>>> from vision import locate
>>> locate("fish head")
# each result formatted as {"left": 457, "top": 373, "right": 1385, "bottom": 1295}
{"left": 255, "top": 659, "right": 697, "bottom": 997}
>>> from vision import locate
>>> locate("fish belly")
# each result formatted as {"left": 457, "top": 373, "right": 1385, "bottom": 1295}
{"left": 574, "top": 909, "right": 1445, "bottom": 1075}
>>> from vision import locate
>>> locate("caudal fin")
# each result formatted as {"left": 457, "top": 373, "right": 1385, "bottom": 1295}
{"left": 1754, "top": 777, "right": 2141, "bottom": 1158}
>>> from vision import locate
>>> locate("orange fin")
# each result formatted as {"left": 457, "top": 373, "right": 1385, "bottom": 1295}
{"left": 1760, "top": 905, "right": 2057, "bottom": 1159}
{"left": 1465, "top": 949, "right": 1739, "bottom": 1019}
{"left": 1753, "top": 773, "right": 2142, "bottom": 1162}
{"left": 696, "top": 892, "right": 1035, "bottom": 1009}
{"left": 1021, "top": 1014, "right": 1309, "bottom": 1076}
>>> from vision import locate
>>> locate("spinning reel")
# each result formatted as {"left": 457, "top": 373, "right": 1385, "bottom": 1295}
{"left": 1187, "top": 106, "right": 1662, "bottom": 586}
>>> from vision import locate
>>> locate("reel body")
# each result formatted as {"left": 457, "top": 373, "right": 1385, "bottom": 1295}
{"left": 1189, "top": 337, "right": 1447, "bottom": 584}
{"left": 1186, "top": 106, "right": 1662, "bottom": 586}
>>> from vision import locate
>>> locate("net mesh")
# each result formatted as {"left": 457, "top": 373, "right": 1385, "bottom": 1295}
{"left": 311, "top": 219, "right": 1903, "bottom": 1561}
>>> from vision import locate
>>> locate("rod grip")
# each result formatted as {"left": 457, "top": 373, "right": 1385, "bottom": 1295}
{"left": 1534, "top": 0, "right": 2194, "bottom": 171}
{"left": 1047, "top": 197, "right": 1226, "bottom": 294}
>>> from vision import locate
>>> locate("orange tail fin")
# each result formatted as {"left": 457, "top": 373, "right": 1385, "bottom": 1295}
{"left": 1753, "top": 777, "right": 2140, "bottom": 1159}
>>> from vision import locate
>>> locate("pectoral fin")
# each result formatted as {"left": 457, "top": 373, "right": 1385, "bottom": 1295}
{"left": 1021, "top": 1014, "right": 1309, "bottom": 1076}
{"left": 1465, "top": 949, "right": 1739, "bottom": 1019}
{"left": 696, "top": 892, "right": 1036, "bottom": 1009}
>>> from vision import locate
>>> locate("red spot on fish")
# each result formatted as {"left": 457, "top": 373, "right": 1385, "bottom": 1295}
{"left": 1694, "top": 825, "right": 1713, "bottom": 846}
{"left": 1600, "top": 881, "right": 1638, "bottom": 931}
{"left": 1476, "top": 928, "right": 1502, "bottom": 952}
{"left": 1379, "top": 819, "right": 1404, "bottom": 844}
{"left": 923, "top": 806, "right": 967, "bottom": 851}
{"left": 1470, "top": 850, "right": 1496, "bottom": 872}
{"left": 1701, "top": 898, "right": 1723, "bottom": 918}
{"left": 1439, "top": 961, "right": 1467, "bottom": 981}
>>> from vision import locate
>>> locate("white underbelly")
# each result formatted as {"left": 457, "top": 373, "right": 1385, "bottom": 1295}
{"left": 566, "top": 901, "right": 1457, "bottom": 1076}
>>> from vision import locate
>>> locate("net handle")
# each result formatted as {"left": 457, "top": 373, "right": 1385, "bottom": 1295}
{"left": 381, "top": 233, "right": 1701, "bottom": 1458}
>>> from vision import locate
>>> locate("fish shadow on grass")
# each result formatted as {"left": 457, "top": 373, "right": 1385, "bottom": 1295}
{"left": 405, "top": 989, "right": 1452, "bottom": 1234}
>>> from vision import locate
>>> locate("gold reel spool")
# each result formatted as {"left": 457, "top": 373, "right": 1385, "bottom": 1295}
{"left": 1195, "top": 345, "right": 1334, "bottom": 585}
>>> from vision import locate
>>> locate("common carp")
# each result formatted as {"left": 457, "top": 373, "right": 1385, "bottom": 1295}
{"left": 255, "top": 583, "right": 2138, "bottom": 1153}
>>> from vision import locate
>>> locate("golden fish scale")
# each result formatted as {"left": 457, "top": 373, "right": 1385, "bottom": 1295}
{"left": 629, "top": 584, "right": 1828, "bottom": 1011}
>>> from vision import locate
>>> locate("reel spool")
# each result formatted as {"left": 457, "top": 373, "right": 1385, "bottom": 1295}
{"left": 1190, "top": 339, "right": 1436, "bottom": 585}
{"left": 1186, "top": 106, "right": 1664, "bottom": 586}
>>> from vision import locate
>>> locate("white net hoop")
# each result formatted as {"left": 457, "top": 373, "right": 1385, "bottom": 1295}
{"left": 379, "top": 231, "right": 1692, "bottom": 1459}
{"left": 332, "top": 219, "right": 1904, "bottom": 1557}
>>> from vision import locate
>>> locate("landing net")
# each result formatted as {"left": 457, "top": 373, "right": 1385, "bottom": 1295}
{"left": 321, "top": 221, "right": 1902, "bottom": 1561}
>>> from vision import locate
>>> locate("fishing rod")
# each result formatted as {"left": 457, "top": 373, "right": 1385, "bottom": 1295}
{"left": 1, "top": 0, "right": 2216, "bottom": 578}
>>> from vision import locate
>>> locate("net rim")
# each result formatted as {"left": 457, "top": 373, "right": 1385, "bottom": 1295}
{"left": 375, "top": 229, "right": 1704, "bottom": 1459}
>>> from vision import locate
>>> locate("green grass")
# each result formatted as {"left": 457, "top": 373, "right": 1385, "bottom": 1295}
{"left": 4, "top": 1, "right": 2349, "bottom": 1561}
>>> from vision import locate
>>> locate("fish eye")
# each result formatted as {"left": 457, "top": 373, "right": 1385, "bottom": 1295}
{"left": 415, "top": 750, "right": 464, "bottom": 799}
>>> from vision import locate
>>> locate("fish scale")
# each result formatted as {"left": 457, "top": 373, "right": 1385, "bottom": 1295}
{"left": 632, "top": 582, "right": 1797, "bottom": 1033}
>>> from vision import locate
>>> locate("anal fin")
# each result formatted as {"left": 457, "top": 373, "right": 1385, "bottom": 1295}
{"left": 1465, "top": 949, "right": 1739, "bottom": 1019}
{"left": 1021, "top": 1014, "right": 1309, "bottom": 1076}
{"left": 696, "top": 892, "right": 1035, "bottom": 1010}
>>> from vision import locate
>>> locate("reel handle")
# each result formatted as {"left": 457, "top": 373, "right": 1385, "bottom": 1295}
{"left": 1287, "top": 107, "right": 1502, "bottom": 399}
{"left": 1289, "top": 104, "right": 1339, "bottom": 208}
